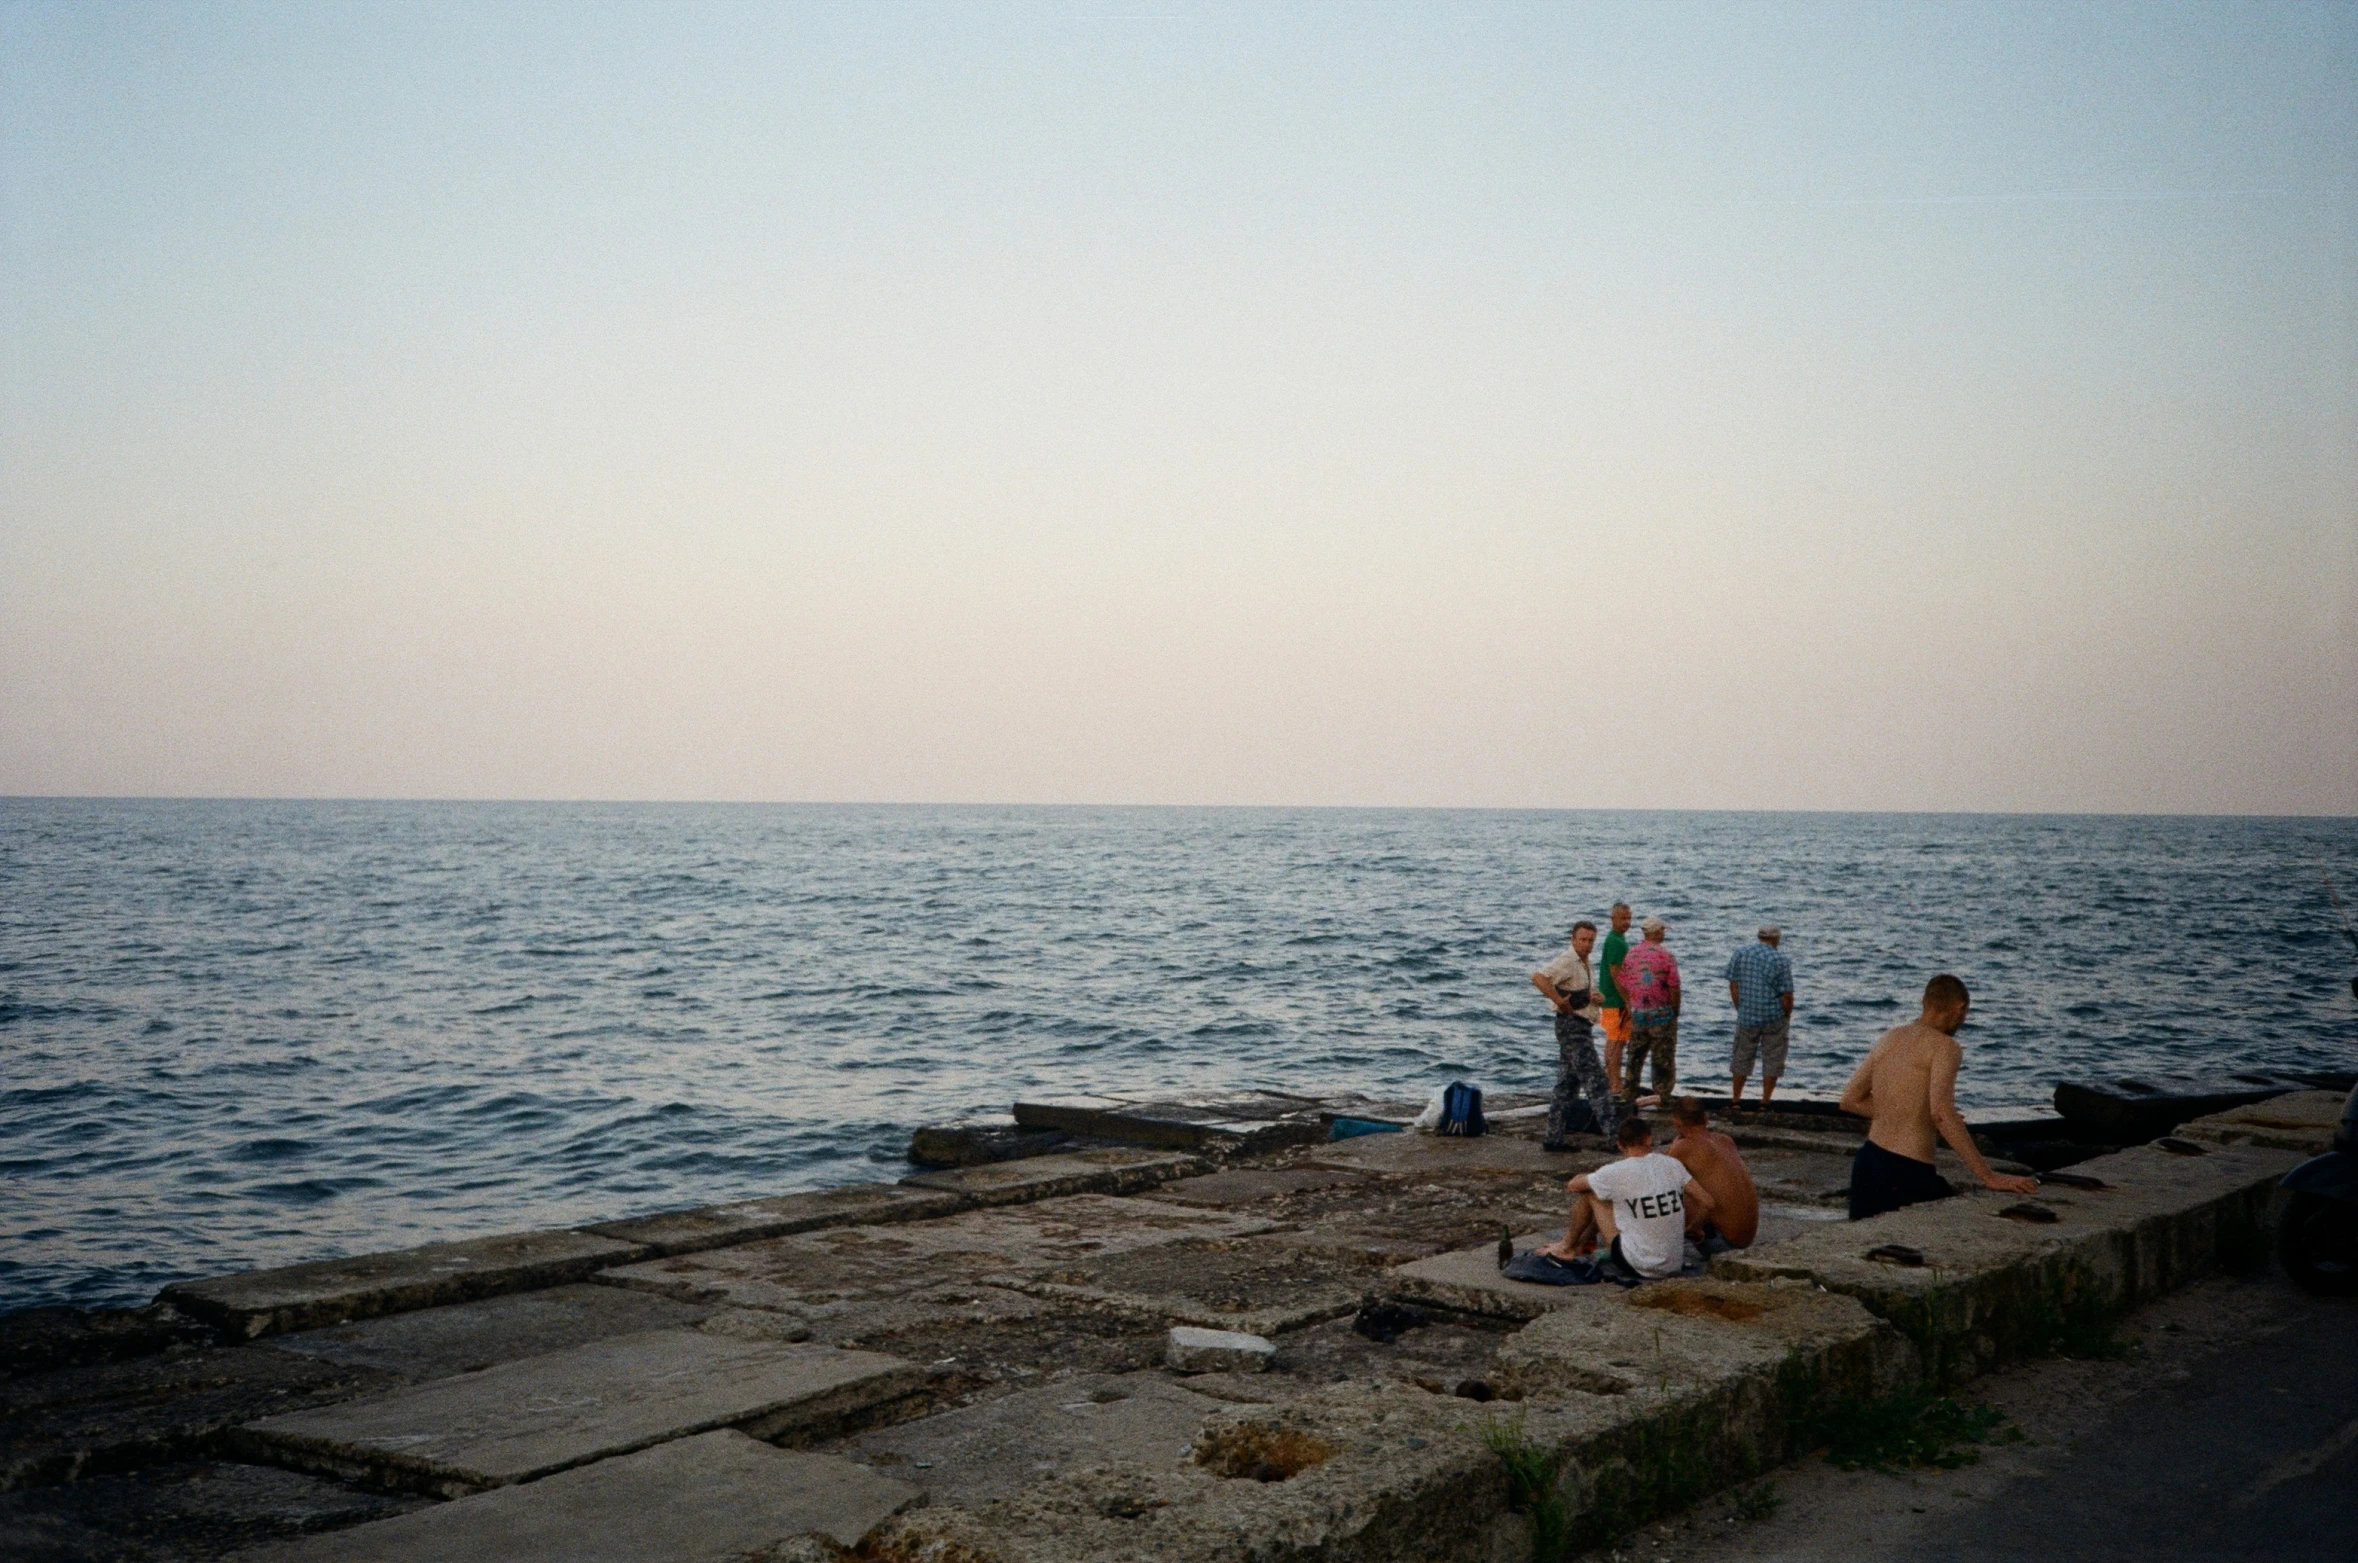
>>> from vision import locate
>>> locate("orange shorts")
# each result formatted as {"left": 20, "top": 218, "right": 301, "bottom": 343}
{"left": 1600, "top": 1007, "right": 1631, "bottom": 1044}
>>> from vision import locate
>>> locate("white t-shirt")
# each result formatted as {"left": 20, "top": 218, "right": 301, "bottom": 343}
{"left": 1585, "top": 1151, "right": 1693, "bottom": 1279}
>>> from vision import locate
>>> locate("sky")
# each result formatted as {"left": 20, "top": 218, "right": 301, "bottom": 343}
{"left": 2, "top": 2, "right": 2353, "bottom": 813}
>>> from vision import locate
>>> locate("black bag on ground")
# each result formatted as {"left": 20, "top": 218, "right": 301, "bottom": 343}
{"left": 1437, "top": 1081, "right": 1486, "bottom": 1137}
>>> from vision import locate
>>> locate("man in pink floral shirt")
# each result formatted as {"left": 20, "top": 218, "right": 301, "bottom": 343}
{"left": 1618, "top": 916, "right": 1682, "bottom": 1099}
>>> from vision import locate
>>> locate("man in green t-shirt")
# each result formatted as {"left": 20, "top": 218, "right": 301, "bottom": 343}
{"left": 1597, "top": 903, "right": 1634, "bottom": 1094}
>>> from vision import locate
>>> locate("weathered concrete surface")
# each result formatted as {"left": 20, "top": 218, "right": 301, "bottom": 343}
{"left": 0, "top": 1458, "right": 430, "bottom": 1563}
{"left": 2176, "top": 1089, "right": 2345, "bottom": 1155}
{"left": 598, "top": 1195, "right": 1272, "bottom": 1316}
{"left": 909, "top": 1117, "right": 1080, "bottom": 1169}
{"left": 162, "top": 1231, "right": 649, "bottom": 1342}
{"left": 583, "top": 1185, "right": 969, "bottom": 1258}
{"left": 1008, "top": 1233, "right": 1392, "bottom": 1335}
{"left": 866, "top": 1277, "right": 1910, "bottom": 1563}
{"left": 1713, "top": 1140, "right": 2300, "bottom": 1382}
{"left": 265, "top": 1283, "right": 712, "bottom": 1382}
{"left": 235, "top": 1430, "right": 920, "bottom": 1563}
{"left": 900, "top": 1148, "right": 1208, "bottom": 1206}
{"left": 236, "top": 1330, "right": 923, "bottom": 1496}
{"left": 0, "top": 1302, "right": 213, "bottom": 1382}
{"left": 2, "top": 1345, "right": 397, "bottom": 1492}
{"left": 1380, "top": 1232, "right": 1606, "bottom": 1322}
{"left": 1013, "top": 1093, "right": 1329, "bottom": 1155}
{"left": 1166, "top": 1327, "right": 1277, "bottom": 1373}
{"left": 1302, "top": 1127, "right": 1592, "bottom": 1181}
{"left": 847, "top": 1371, "right": 1230, "bottom": 1510}
{"left": 1144, "top": 1166, "right": 1378, "bottom": 1208}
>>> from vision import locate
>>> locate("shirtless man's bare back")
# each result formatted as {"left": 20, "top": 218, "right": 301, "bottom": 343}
{"left": 1661, "top": 1096, "right": 1758, "bottom": 1247}
{"left": 1838, "top": 974, "right": 2038, "bottom": 1220}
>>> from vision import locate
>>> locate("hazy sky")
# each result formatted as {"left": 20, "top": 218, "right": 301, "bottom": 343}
{"left": 4, "top": 3, "right": 2353, "bottom": 812}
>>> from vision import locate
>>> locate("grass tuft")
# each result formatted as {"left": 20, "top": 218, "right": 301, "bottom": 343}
{"left": 1482, "top": 1414, "right": 1574, "bottom": 1562}
{"left": 1732, "top": 1479, "right": 1784, "bottom": 1523}
{"left": 1817, "top": 1389, "right": 2016, "bottom": 1473}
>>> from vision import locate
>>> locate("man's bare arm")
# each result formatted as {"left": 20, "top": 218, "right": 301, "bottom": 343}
{"left": 1929, "top": 1042, "right": 2037, "bottom": 1194}
{"left": 1532, "top": 972, "right": 1569, "bottom": 1011}
{"left": 1682, "top": 1178, "right": 1715, "bottom": 1219}
{"left": 1566, "top": 1173, "right": 1594, "bottom": 1195}
{"left": 1728, "top": 982, "right": 1741, "bottom": 1008}
{"left": 1837, "top": 1050, "right": 1876, "bottom": 1117}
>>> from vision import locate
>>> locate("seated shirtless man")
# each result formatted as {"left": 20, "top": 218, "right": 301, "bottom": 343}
{"left": 1662, "top": 1095, "right": 1758, "bottom": 1252}
{"left": 1541, "top": 1116, "right": 1716, "bottom": 1280}
{"left": 1838, "top": 973, "right": 2039, "bottom": 1220}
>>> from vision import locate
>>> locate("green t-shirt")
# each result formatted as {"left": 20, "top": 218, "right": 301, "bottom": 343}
{"left": 1598, "top": 929, "right": 1630, "bottom": 1008}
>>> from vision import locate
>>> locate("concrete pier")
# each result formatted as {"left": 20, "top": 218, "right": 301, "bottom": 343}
{"left": 0, "top": 1084, "right": 2319, "bottom": 1562}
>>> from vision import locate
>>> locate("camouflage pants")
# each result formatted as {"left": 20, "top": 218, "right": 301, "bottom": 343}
{"left": 1546, "top": 1010, "right": 1619, "bottom": 1146}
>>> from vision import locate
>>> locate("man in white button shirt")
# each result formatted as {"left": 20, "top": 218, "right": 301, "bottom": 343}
{"left": 1540, "top": 1116, "right": 1716, "bottom": 1280}
{"left": 1531, "top": 920, "right": 1616, "bottom": 1150}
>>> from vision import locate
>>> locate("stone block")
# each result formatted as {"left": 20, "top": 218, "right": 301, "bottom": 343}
{"left": 2, "top": 1347, "right": 397, "bottom": 1493}
{"left": 1011, "top": 1231, "right": 1388, "bottom": 1335}
{"left": 1012, "top": 1094, "right": 1329, "bottom": 1155}
{"left": 266, "top": 1284, "right": 711, "bottom": 1382}
{"left": 234, "top": 1429, "right": 919, "bottom": 1562}
{"left": 1711, "top": 1140, "right": 2301, "bottom": 1383}
{"left": 235, "top": 1329, "right": 923, "bottom": 1497}
{"left": 2177, "top": 1090, "right": 2346, "bottom": 1155}
{"left": 846, "top": 1371, "right": 1228, "bottom": 1509}
{"left": 907, "top": 1119, "right": 1078, "bottom": 1168}
{"left": 1379, "top": 1232, "right": 1600, "bottom": 1322}
{"left": 582, "top": 1185, "right": 968, "bottom": 1259}
{"left": 1164, "top": 1327, "right": 1275, "bottom": 1373}
{"left": 163, "top": 1231, "right": 649, "bottom": 1342}
{"left": 0, "top": 1459, "right": 429, "bottom": 1560}
{"left": 899, "top": 1148, "right": 1208, "bottom": 1206}
{"left": 598, "top": 1195, "right": 1272, "bottom": 1316}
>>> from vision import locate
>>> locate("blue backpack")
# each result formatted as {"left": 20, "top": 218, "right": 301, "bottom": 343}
{"left": 1437, "top": 1081, "right": 1486, "bottom": 1137}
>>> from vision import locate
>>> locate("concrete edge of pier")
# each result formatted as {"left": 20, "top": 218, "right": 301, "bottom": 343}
{"left": 108, "top": 1089, "right": 2335, "bottom": 1560}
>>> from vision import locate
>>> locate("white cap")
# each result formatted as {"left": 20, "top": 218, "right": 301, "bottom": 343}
{"left": 1640, "top": 915, "right": 1667, "bottom": 934}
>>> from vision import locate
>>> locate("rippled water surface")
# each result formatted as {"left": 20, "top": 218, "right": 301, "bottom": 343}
{"left": 4, "top": 800, "right": 2354, "bottom": 1311}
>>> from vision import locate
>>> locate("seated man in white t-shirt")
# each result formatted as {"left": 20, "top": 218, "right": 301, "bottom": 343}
{"left": 1540, "top": 1115, "right": 1715, "bottom": 1280}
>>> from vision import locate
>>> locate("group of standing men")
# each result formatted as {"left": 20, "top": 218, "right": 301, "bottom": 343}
{"left": 1530, "top": 903, "right": 1795, "bottom": 1154}
{"left": 1532, "top": 911, "right": 2041, "bottom": 1236}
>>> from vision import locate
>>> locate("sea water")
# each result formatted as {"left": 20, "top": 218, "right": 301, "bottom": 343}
{"left": 4, "top": 800, "right": 2353, "bottom": 1311}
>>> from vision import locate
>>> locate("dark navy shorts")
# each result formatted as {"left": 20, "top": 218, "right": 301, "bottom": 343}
{"left": 1848, "top": 1137, "right": 1954, "bottom": 1221}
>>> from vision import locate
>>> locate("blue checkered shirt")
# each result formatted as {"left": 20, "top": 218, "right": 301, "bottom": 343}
{"left": 1724, "top": 942, "right": 1793, "bottom": 1028}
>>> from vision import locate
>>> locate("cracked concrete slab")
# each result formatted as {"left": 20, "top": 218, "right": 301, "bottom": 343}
{"left": 265, "top": 1284, "right": 712, "bottom": 1382}
{"left": 598, "top": 1195, "right": 1273, "bottom": 1316}
{"left": 236, "top": 1330, "right": 922, "bottom": 1496}
{"left": 2, "top": 1345, "right": 398, "bottom": 1494}
{"left": 2176, "top": 1090, "right": 2345, "bottom": 1155}
{"left": 163, "top": 1231, "right": 649, "bottom": 1342}
{"left": 844, "top": 1371, "right": 1227, "bottom": 1510}
{"left": 583, "top": 1185, "right": 970, "bottom": 1258}
{"left": 899, "top": 1148, "right": 1208, "bottom": 1206}
{"left": 234, "top": 1429, "right": 920, "bottom": 1563}
{"left": 1005, "top": 1233, "right": 1390, "bottom": 1335}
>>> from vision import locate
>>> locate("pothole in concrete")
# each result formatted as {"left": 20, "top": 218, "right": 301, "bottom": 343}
{"left": 1194, "top": 1422, "right": 1338, "bottom": 1482}
{"left": 1628, "top": 1288, "right": 1770, "bottom": 1323}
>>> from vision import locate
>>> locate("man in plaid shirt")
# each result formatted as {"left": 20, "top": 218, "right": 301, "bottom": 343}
{"left": 1725, "top": 925, "right": 1795, "bottom": 1105}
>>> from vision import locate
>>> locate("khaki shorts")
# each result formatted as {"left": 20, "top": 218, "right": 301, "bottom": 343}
{"left": 1733, "top": 1018, "right": 1790, "bottom": 1080}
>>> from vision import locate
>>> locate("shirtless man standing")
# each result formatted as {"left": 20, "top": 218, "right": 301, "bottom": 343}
{"left": 1661, "top": 1096, "right": 1758, "bottom": 1250}
{"left": 1838, "top": 974, "right": 2038, "bottom": 1220}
